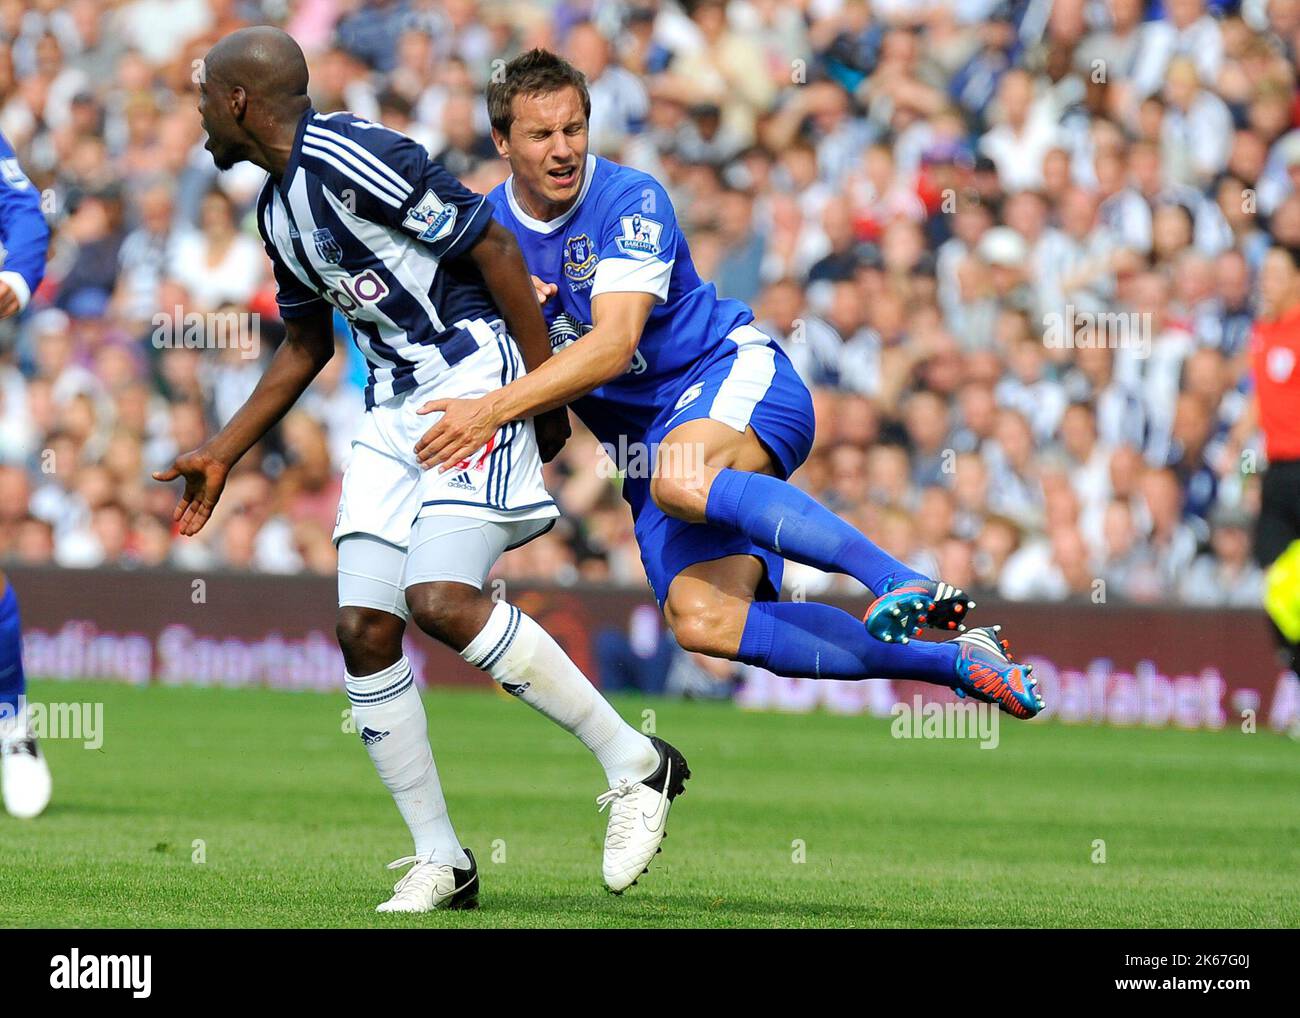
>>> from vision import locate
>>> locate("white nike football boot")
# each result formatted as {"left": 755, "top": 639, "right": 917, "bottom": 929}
{"left": 375, "top": 849, "right": 479, "bottom": 913}
{"left": 1, "top": 727, "right": 51, "bottom": 820}
{"left": 596, "top": 736, "right": 690, "bottom": 893}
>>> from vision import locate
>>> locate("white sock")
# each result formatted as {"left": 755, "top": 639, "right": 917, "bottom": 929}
{"left": 462, "top": 601, "right": 659, "bottom": 785}
{"left": 345, "top": 657, "right": 470, "bottom": 868}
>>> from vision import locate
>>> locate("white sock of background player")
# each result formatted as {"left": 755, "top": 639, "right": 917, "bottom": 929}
{"left": 460, "top": 601, "right": 659, "bottom": 785}
{"left": 345, "top": 656, "right": 471, "bottom": 869}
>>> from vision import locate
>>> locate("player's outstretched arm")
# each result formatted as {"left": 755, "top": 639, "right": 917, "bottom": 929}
{"left": 414, "top": 290, "right": 654, "bottom": 471}
{"left": 465, "top": 221, "right": 570, "bottom": 461}
{"left": 0, "top": 130, "right": 51, "bottom": 319}
{"left": 152, "top": 306, "right": 335, "bottom": 535}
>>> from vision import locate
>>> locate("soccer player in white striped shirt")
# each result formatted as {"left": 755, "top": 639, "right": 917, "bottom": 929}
{"left": 155, "top": 26, "right": 688, "bottom": 911}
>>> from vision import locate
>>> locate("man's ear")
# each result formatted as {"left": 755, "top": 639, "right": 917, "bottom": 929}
{"left": 491, "top": 127, "right": 509, "bottom": 160}
{"left": 230, "top": 85, "right": 248, "bottom": 122}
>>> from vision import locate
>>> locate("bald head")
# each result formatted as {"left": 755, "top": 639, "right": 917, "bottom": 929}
{"left": 206, "top": 27, "right": 309, "bottom": 104}
{"left": 199, "top": 27, "right": 310, "bottom": 173}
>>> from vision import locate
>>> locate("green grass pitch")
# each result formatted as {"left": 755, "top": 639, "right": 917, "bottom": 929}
{"left": 1, "top": 679, "right": 1297, "bottom": 928}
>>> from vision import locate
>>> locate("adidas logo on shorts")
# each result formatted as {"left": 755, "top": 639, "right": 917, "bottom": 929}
{"left": 447, "top": 471, "right": 476, "bottom": 491}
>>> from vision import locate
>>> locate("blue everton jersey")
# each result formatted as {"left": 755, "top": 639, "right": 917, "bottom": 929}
{"left": 488, "top": 154, "right": 755, "bottom": 443}
{"left": 257, "top": 108, "right": 501, "bottom": 408}
{"left": 0, "top": 128, "right": 49, "bottom": 310}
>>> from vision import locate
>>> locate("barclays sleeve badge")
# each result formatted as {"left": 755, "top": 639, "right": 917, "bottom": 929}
{"left": 0, "top": 157, "right": 31, "bottom": 190}
{"left": 615, "top": 214, "right": 663, "bottom": 258}
{"left": 403, "top": 188, "right": 457, "bottom": 243}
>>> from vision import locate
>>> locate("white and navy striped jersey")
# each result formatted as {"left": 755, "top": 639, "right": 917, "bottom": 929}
{"left": 256, "top": 108, "right": 501, "bottom": 408}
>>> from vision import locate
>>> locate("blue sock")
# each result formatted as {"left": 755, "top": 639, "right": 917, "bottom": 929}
{"left": 737, "top": 601, "right": 958, "bottom": 686}
{"left": 705, "top": 468, "right": 926, "bottom": 595}
{"left": 0, "top": 581, "right": 25, "bottom": 711}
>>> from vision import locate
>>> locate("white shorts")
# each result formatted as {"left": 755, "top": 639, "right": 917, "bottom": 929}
{"left": 333, "top": 337, "right": 559, "bottom": 550}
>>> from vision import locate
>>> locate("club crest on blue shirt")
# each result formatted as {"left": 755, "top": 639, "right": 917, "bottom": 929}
{"left": 563, "top": 233, "right": 598, "bottom": 285}
{"left": 548, "top": 310, "right": 586, "bottom": 352}
{"left": 402, "top": 188, "right": 457, "bottom": 242}
{"left": 312, "top": 227, "right": 343, "bottom": 264}
{"left": 615, "top": 214, "right": 662, "bottom": 258}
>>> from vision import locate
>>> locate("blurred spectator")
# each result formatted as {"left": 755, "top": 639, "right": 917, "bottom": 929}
{"left": 0, "top": 0, "right": 1283, "bottom": 620}
{"left": 1179, "top": 505, "right": 1264, "bottom": 606}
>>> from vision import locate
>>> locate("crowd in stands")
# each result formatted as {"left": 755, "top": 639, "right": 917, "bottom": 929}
{"left": 0, "top": 0, "right": 1289, "bottom": 613}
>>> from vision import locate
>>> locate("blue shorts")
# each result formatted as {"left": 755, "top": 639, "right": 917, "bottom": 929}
{"left": 623, "top": 331, "right": 815, "bottom": 606}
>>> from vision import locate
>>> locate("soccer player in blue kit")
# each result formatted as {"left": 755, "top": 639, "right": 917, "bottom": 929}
{"left": 415, "top": 50, "right": 1043, "bottom": 721}
{"left": 0, "top": 128, "right": 52, "bottom": 819}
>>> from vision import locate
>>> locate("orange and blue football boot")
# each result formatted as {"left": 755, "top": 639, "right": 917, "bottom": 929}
{"left": 950, "top": 626, "right": 1043, "bottom": 719}
{"left": 863, "top": 578, "right": 975, "bottom": 644}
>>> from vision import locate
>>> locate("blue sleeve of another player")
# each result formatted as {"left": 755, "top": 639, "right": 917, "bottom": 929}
{"left": 310, "top": 121, "right": 493, "bottom": 261}
{"left": 0, "top": 131, "right": 50, "bottom": 310}
{"left": 589, "top": 175, "right": 678, "bottom": 304}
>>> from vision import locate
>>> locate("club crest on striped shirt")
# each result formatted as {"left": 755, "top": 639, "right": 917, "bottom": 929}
{"left": 312, "top": 227, "right": 343, "bottom": 264}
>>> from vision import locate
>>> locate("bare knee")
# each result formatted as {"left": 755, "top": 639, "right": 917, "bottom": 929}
{"left": 336, "top": 606, "right": 406, "bottom": 676}
{"left": 664, "top": 589, "right": 748, "bottom": 658}
{"left": 405, "top": 581, "right": 493, "bottom": 652}
{"left": 649, "top": 448, "right": 714, "bottom": 522}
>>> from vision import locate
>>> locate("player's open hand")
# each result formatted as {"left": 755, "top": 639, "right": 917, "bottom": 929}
{"left": 0, "top": 280, "right": 21, "bottom": 320}
{"left": 414, "top": 395, "right": 501, "bottom": 471}
{"left": 152, "top": 447, "right": 230, "bottom": 536}
{"left": 531, "top": 275, "right": 557, "bottom": 305}
{"left": 534, "top": 406, "right": 571, "bottom": 463}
